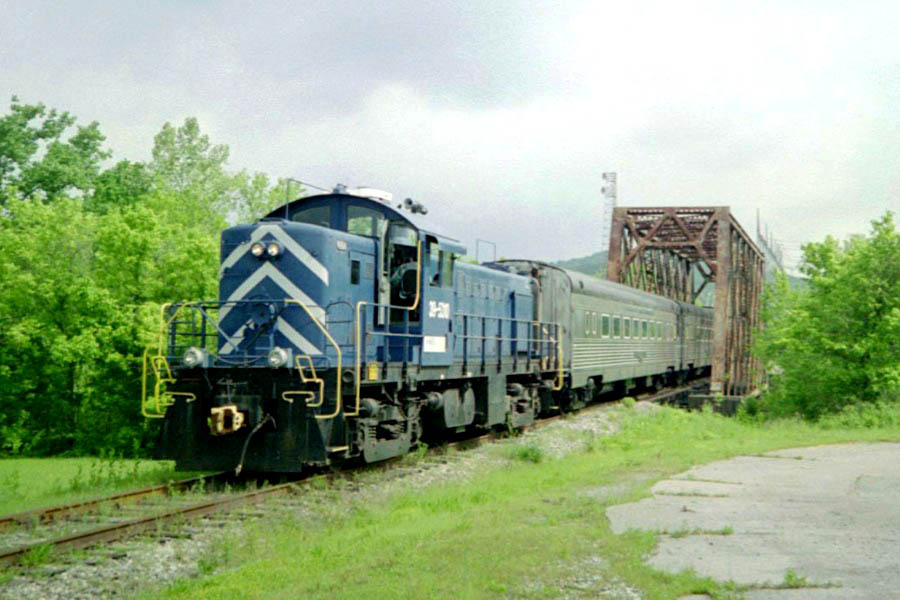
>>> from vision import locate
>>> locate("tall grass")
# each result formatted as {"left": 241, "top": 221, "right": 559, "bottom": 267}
{"left": 0, "top": 457, "right": 192, "bottom": 515}
{"left": 156, "top": 406, "right": 900, "bottom": 600}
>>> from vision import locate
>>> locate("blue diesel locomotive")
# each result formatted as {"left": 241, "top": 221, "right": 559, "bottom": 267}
{"left": 143, "top": 189, "right": 711, "bottom": 472}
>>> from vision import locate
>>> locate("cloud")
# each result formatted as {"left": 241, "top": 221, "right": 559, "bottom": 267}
{"left": 1, "top": 0, "right": 898, "bottom": 264}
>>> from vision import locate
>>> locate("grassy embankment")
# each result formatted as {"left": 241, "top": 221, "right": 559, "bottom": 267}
{"left": 0, "top": 457, "right": 192, "bottom": 515}
{"left": 157, "top": 403, "right": 900, "bottom": 600}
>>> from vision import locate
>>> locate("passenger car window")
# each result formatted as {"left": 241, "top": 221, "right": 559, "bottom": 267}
{"left": 592, "top": 312, "right": 598, "bottom": 335}
{"left": 642, "top": 320, "right": 648, "bottom": 338}
{"left": 602, "top": 314, "right": 610, "bottom": 337}
{"left": 347, "top": 205, "right": 383, "bottom": 237}
{"left": 624, "top": 318, "right": 631, "bottom": 338}
{"left": 613, "top": 317, "right": 621, "bottom": 337}
{"left": 291, "top": 205, "right": 330, "bottom": 227}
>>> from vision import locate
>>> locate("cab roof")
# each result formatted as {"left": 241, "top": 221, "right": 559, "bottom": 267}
{"left": 263, "top": 192, "right": 467, "bottom": 255}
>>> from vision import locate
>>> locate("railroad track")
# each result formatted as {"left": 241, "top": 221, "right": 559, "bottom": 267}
{"left": 0, "top": 472, "right": 228, "bottom": 533}
{"left": 0, "top": 378, "right": 706, "bottom": 567}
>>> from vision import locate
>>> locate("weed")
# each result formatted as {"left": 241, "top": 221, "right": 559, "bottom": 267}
{"left": 506, "top": 443, "right": 544, "bottom": 463}
{"left": 415, "top": 441, "right": 429, "bottom": 460}
{"left": 0, "top": 568, "right": 13, "bottom": 585}
{"left": 667, "top": 526, "right": 733, "bottom": 538}
{"left": 401, "top": 441, "right": 429, "bottom": 465}
{"left": 622, "top": 397, "right": 636, "bottom": 409}
{"left": 190, "top": 478, "right": 206, "bottom": 495}
{"left": 781, "top": 569, "right": 809, "bottom": 588}
{"left": 655, "top": 491, "right": 729, "bottom": 498}
{"left": 20, "top": 544, "right": 53, "bottom": 567}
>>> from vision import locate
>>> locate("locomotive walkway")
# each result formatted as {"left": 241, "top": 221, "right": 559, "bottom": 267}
{"left": 607, "top": 442, "right": 900, "bottom": 599}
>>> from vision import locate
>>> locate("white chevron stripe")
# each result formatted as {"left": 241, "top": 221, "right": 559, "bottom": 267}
{"left": 276, "top": 317, "right": 321, "bottom": 355}
{"left": 218, "top": 262, "right": 325, "bottom": 322}
{"left": 219, "top": 318, "right": 321, "bottom": 356}
{"left": 219, "top": 224, "right": 329, "bottom": 285}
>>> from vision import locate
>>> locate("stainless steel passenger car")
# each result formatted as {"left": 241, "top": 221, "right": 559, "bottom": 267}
{"left": 489, "top": 261, "right": 712, "bottom": 395}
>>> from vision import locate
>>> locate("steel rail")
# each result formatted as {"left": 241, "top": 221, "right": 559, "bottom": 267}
{"left": 0, "top": 378, "right": 708, "bottom": 566}
{"left": 0, "top": 472, "right": 227, "bottom": 533}
{"left": 0, "top": 482, "right": 297, "bottom": 566}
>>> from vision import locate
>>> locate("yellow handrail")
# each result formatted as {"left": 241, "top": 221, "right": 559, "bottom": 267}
{"left": 281, "top": 355, "right": 324, "bottom": 407}
{"left": 141, "top": 350, "right": 166, "bottom": 418}
{"left": 348, "top": 241, "right": 422, "bottom": 417}
{"left": 284, "top": 299, "right": 342, "bottom": 420}
{"left": 141, "top": 301, "right": 197, "bottom": 418}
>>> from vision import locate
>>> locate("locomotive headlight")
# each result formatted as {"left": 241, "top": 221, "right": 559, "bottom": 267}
{"left": 250, "top": 242, "right": 266, "bottom": 258}
{"left": 266, "top": 242, "right": 282, "bottom": 258}
{"left": 267, "top": 346, "right": 289, "bottom": 368}
{"left": 183, "top": 346, "right": 206, "bottom": 368}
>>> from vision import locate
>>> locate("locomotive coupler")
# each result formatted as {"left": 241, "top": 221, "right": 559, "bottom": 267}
{"left": 209, "top": 405, "right": 245, "bottom": 435}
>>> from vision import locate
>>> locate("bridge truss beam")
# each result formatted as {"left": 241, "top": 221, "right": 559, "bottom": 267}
{"left": 607, "top": 206, "right": 765, "bottom": 396}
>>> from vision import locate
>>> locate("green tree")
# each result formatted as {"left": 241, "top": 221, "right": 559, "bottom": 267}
{"left": 86, "top": 160, "right": 152, "bottom": 214}
{"left": 0, "top": 96, "right": 109, "bottom": 201}
{"left": 232, "top": 174, "right": 304, "bottom": 223}
{"left": 0, "top": 100, "right": 288, "bottom": 456}
{"left": 0, "top": 198, "right": 115, "bottom": 452}
{"left": 757, "top": 212, "right": 900, "bottom": 418}
{"left": 149, "top": 117, "right": 297, "bottom": 226}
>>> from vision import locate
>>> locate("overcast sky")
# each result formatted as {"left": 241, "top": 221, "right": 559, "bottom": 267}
{"left": 2, "top": 1, "right": 898, "bottom": 267}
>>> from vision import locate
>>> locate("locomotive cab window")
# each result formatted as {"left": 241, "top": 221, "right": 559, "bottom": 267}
{"left": 441, "top": 251, "right": 454, "bottom": 288}
{"left": 347, "top": 205, "right": 384, "bottom": 238}
{"left": 291, "top": 205, "right": 331, "bottom": 227}
{"left": 427, "top": 243, "right": 440, "bottom": 287}
{"left": 350, "top": 260, "right": 360, "bottom": 285}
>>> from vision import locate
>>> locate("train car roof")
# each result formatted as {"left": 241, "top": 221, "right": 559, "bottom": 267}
{"left": 563, "top": 267, "right": 682, "bottom": 312}
{"left": 264, "top": 192, "right": 415, "bottom": 225}
{"left": 262, "top": 192, "right": 467, "bottom": 254}
{"left": 492, "top": 259, "right": 684, "bottom": 312}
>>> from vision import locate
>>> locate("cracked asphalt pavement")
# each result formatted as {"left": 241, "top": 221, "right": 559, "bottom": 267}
{"left": 606, "top": 443, "right": 900, "bottom": 599}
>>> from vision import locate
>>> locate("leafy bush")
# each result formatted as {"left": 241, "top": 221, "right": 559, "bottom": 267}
{"left": 756, "top": 213, "right": 900, "bottom": 419}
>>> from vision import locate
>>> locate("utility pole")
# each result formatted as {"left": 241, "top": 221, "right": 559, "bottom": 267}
{"left": 600, "top": 172, "right": 617, "bottom": 251}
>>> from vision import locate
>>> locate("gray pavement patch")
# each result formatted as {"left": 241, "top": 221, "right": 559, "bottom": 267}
{"left": 607, "top": 442, "right": 900, "bottom": 599}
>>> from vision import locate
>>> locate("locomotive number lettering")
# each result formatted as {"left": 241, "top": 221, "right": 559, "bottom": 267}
{"left": 428, "top": 300, "right": 450, "bottom": 319}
